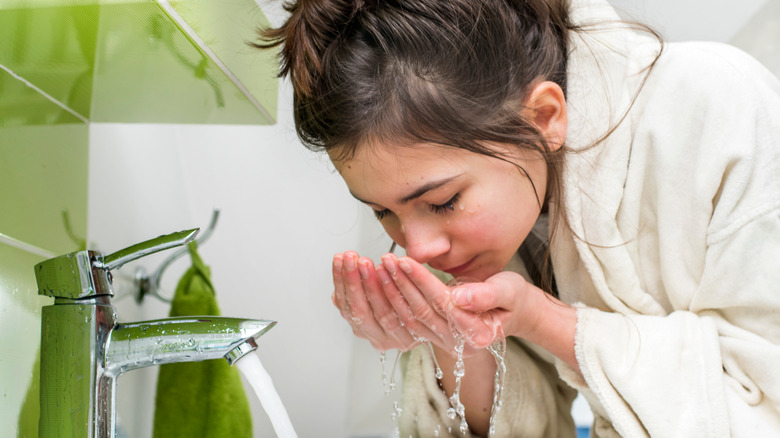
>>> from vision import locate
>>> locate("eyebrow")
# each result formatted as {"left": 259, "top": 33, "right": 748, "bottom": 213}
{"left": 350, "top": 175, "right": 462, "bottom": 206}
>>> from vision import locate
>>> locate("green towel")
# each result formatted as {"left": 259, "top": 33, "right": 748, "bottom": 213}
{"left": 152, "top": 242, "right": 252, "bottom": 438}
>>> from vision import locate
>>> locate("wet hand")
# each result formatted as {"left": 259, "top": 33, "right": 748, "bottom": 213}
{"left": 378, "top": 254, "right": 492, "bottom": 357}
{"left": 447, "top": 270, "right": 581, "bottom": 374}
{"left": 331, "top": 251, "right": 418, "bottom": 351}
{"left": 447, "top": 271, "right": 548, "bottom": 348}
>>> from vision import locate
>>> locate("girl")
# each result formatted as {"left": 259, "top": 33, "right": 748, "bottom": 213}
{"left": 258, "top": 0, "right": 780, "bottom": 436}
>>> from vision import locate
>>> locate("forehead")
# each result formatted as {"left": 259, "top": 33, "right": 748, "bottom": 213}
{"left": 332, "top": 142, "right": 472, "bottom": 181}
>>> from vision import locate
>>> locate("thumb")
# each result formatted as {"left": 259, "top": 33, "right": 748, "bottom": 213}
{"left": 450, "top": 271, "right": 526, "bottom": 312}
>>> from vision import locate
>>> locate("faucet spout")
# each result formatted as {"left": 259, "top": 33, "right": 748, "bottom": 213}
{"left": 35, "top": 230, "right": 279, "bottom": 438}
{"left": 107, "top": 317, "right": 276, "bottom": 375}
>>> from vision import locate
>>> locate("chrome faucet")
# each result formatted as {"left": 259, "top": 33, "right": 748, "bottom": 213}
{"left": 35, "top": 229, "right": 275, "bottom": 438}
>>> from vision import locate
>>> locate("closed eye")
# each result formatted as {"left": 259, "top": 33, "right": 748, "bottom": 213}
{"left": 373, "top": 208, "right": 391, "bottom": 220}
{"left": 430, "top": 193, "right": 460, "bottom": 215}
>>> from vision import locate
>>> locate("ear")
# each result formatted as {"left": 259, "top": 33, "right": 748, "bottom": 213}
{"left": 524, "top": 81, "right": 567, "bottom": 150}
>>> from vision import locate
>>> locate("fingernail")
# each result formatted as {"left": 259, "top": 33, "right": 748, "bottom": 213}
{"left": 358, "top": 261, "right": 369, "bottom": 279}
{"left": 345, "top": 254, "right": 356, "bottom": 271}
{"left": 453, "top": 287, "right": 472, "bottom": 306}
{"left": 382, "top": 255, "right": 397, "bottom": 275}
{"left": 333, "top": 254, "right": 343, "bottom": 270}
{"left": 398, "top": 258, "right": 412, "bottom": 274}
{"left": 376, "top": 265, "right": 392, "bottom": 284}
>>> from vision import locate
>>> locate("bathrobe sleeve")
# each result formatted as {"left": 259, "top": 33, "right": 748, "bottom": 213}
{"left": 554, "top": 43, "right": 780, "bottom": 437}
{"left": 398, "top": 337, "right": 577, "bottom": 438}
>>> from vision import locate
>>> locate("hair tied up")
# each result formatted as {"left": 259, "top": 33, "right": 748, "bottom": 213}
{"left": 256, "top": 0, "right": 372, "bottom": 97}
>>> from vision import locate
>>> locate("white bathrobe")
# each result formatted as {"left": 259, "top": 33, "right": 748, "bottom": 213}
{"left": 399, "top": 0, "right": 780, "bottom": 437}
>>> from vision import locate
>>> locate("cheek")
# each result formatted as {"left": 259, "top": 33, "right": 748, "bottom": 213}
{"left": 454, "top": 200, "right": 533, "bottom": 248}
{"left": 451, "top": 206, "right": 505, "bottom": 244}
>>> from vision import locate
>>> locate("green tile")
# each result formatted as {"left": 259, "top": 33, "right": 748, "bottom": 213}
{"left": 1, "top": 1, "right": 278, "bottom": 124}
{"left": 168, "top": 0, "right": 279, "bottom": 122}
{"left": 90, "top": 1, "right": 273, "bottom": 124}
{"left": 0, "top": 58, "right": 88, "bottom": 127}
{"left": 0, "top": 242, "right": 53, "bottom": 438}
{"left": 0, "top": 123, "right": 88, "bottom": 255}
{"left": 0, "top": 4, "right": 98, "bottom": 122}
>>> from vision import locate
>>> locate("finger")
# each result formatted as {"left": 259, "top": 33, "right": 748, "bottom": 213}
{"left": 383, "top": 254, "right": 452, "bottom": 342}
{"left": 377, "top": 262, "right": 441, "bottom": 343}
{"left": 396, "top": 256, "right": 453, "bottom": 314}
{"left": 331, "top": 254, "right": 352, "bottom": 321}
{"left": 358, "top": 257, "right": 418, "bottom": 348}
{"left": 341, "top": 251, "right": 387, "bottom": 339}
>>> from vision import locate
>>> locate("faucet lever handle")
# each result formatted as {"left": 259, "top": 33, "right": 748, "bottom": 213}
{"left": 99, "top": 228, "right": 199, "bottom": 271}
{"left": 36, "top": 229, "right": 199, "bottom": 300}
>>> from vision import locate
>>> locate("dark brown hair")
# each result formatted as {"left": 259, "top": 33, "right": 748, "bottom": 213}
{"left": 254, "top": 0, "right": 658, "bottom": 294}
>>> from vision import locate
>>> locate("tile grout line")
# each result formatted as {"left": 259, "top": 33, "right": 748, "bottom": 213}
{"left": 0, "top": 233, "right": 58, "bottom": 259}
{"left": 0, "top": 62, "right": 90, "bottom": 124}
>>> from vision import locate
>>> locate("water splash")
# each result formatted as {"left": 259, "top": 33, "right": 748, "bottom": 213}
{"left": 235, "top": 353, "right": 297, "bottom": 438}
{"left": 487, "top": 333, "right": 507, "bottom": 438}
{"left": 443, "top": 277, "right": 508, "bottom": 437}
{"left": 426, "top": 341, "right": 444, "bottom": 380}
{"left": 379, "top": 351, "right": 388, "bottom": 392}
{"left": 380, "top": 350, "right": 403, "bottom": 395}
{"left": 391, "top": 401, "right": 403, "bottom": 422}
{"left": 446, "top": 334, "right": 468, "bottom": 435}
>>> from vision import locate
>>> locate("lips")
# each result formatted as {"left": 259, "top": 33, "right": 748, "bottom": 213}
{"left": 441, "top": 257, "right": 476, "bottom": 276}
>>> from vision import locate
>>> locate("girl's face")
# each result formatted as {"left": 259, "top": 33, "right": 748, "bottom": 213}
{"left": 333, "top": 142, "right": 547, "bottom": 281}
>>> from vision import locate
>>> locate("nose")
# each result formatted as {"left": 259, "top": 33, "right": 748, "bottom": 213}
{"left": 400, "top": 219, "right": 450, "bottom": 265}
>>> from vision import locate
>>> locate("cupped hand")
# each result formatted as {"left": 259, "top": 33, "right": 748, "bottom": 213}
{"left": 332, "top": 251, "right": 552, "bottom": 356}
{"left": 447, "top": 270, "right": 548, "bottom": 348}
{"left": 331, "top": 251, "right": 419, "bottom": 351}
{"left": 446, "top": 269, "right": 581, "bottom": 374}
{"left": 378, "top": 254, "right": 498, "bottom": 357}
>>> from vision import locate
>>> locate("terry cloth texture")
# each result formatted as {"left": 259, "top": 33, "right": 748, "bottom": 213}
{"left": 551, "top": 0, "right": 780, "bottom": 436}
{"left": 152, "top": 242, "right": 252, "bottom": 438}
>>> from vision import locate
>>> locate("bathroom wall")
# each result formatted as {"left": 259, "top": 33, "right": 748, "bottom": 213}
{"left": 0, "top": 83, "right": 89, "bottom": 436}
{"left": 1, "top": 8, "right": 90, "bottom": 436}
{"left": 731, "top": 0, "right": 780, "bottom": 79}
{"left": 87, "top": 79, "right": 397, "bottom": 437}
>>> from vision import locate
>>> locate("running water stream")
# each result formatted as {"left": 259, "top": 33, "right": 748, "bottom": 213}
{"left": 446, "top": 335, "right": 469, "bottom": 435}
{"left": 380, "top": 279, "right": 508, "bottom": 437}
{"left": 443, "top": 279, "right": 508, "bottom": 438}
{"left": 236, "top": 353, "right": 298, "bottom": 438}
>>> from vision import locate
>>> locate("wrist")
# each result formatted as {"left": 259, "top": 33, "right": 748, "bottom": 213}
{"left": 524, "top": 292, "right": 580, "bottom": 373}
